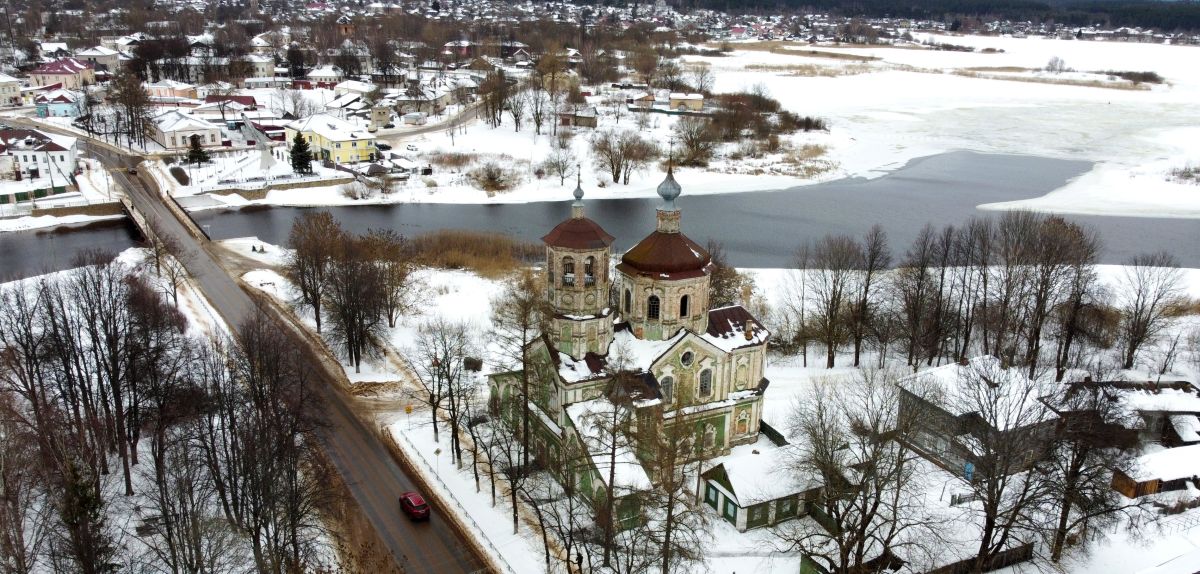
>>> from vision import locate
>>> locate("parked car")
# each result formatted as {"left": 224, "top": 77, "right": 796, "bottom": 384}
{"left": 399, "top": 491, "right": 430, "bottom": 521}
{"left": 384, "top": 122, "right": 395, "bottom": 129}
{"left": 127, "top": 167, "right": 138, "bottom": 175}
{"left": 377, "top": 143, "right": 392, "bottom": 151}
{"left": 405, "top": 144, "right": 418, "bottom": 152}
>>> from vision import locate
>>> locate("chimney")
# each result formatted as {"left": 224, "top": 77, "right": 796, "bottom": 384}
{"left": 744, "top": 320, "right": 755, "bottom": 341}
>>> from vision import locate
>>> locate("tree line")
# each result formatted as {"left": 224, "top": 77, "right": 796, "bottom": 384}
{"left": 780, "top": 211, "right": 1189, "bottom": 378}
{"left": 0, "top": 250, "right": 333, "bottom": 573}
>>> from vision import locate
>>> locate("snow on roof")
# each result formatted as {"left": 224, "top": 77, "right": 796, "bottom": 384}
{"left": 154, "top": 110, "right": 215, "bottom": 132}
{"left": 335, "top": 79, "right": 377, "bottom": 93}
{"left": 669, "top": 92, "right": 703, "bottom": 100}
{"left": 32, "top": 58, "right": 92, "bottom": 75}
{"left": 1169, "top": 415, "right": 1200, "bottom": 443}
{"left": 702, "top": 305, "right": 769, "bottom": 352}
{"left": 76, "top": 46, "right": 118, "bottom": 57}
{"left": 565, "top": 399, "right": 653, "bottom": 492}
{"left": 285, "top": 113, "right": 375, "bottom": 142}
{"left": 0, "top": 73, "right": 19, "bottom": 84}
{"left": 707, "top": 438, "right": 819, "bottom": 506}
{"left": 146, "top": 79, "right": 195, "bottom": 89}
{"left": 899, "top": 356, "right": 1058, "bottom": 431}
{"left": 1116, "top": 386, "right": 1200, "bottom": 414}
{"left": 1129, "top": 444, "right": 1200, "bottom": 482}
{"left": 33, "top": 88, "right": 79, "bottom": 103}
{"left": 307, "top": 65, "right": 343, "bottom": 78}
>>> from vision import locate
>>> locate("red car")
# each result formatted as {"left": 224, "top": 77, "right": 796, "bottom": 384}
{"left": 399, "top": 491, "right": 431, "bottom": 521}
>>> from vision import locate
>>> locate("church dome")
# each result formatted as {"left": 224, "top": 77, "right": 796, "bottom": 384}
{"left": 542, "top": 217, "right": 615, "bottom": 250}
{"left": 619, "top": 231, "right": 711, "bottom": 278}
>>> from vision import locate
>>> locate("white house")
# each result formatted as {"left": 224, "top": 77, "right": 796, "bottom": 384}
{"left": 150, "top": 111, "right": 222, "bottom": 150}
{"left": 0, "top": 128, "right": 79, "bottom": 183}
{"left": 0, "top": 73, "right": 20, "bottom": 106}
{"left": 74, "top": 46, "right": 121, "bottom": 71}
{"left": 306, "top": 65, "right": 343, "bottom": 86}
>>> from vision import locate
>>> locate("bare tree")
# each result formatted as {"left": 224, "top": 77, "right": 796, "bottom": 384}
{"left": 362, "top": 229, "right": 415, "bottom": 329}
{"left": 672, "top": 117, "right": 715, "bottom": 167}
{"left": 285, "top": 211, "right": 344, "bottom": 333}
{"left": 775, "top": 369, "right": 945, "bottom": 573}
{"left": 489, "top": 269, "right": 552, "bottom": 469}
{"left": 541, "top": 147, "right": 576, "bottom": 185}
{"left": 1116, "top": 252, "right": 1183, "bottom": 370}
{"left": 324, "top": 234, "right": 386, "bottom": 373}
{"left": 849, "top": 225, "right": 891, "bottom": 367}
{"left": 807, "top": 234, "right": 861, "bottom": 368}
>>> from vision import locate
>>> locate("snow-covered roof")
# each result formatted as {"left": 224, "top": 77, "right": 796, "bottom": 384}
{"left": 335, "top": 79, "right": 377, "bottom": 94}
{"left": 706, "top": 437, "right": 819, "bottom": 506}
{"left": 1129, "top": 444, "right": 1200, "bottom": 482}
{"left": 1170, "top": 415, "right": 1200, "bottom": 443}
{"left": 898, "top": 356, "right": 1058, "bottom": 431}
{"left": 1117, "top": 386, "right": 1200, "bottom": 414}
{"left": 307, "top": 65, "right": 343, "bottom": 79}
{"left": 146, "top": 79, "right": 195, "bottom": 89}
{"left": 702, "top": 305, "right": 769, "bottom": 352}
{"left": 565, "top": 399, "right": 653, "bottom": 493}
{"left": 76, "top": 46, "right": 118, "bottom": 57}
{"left": 0, "top": 73, "right": 19, "bottom": 84}
{"left": 33, "top": 88, "right": 80, "bottom": 103}
{"left": 669, "top": 92, "right": 703, "bottom": 100}
{"left": 285, "top": 113, "right": 375, "bottom": 142}
{"left": 154, "top": 110, "right": 216, "bottom": 133}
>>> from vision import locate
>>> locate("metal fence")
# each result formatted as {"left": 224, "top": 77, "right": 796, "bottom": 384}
{"left": 389, "top": 428, "right": 519, "bottom": 574}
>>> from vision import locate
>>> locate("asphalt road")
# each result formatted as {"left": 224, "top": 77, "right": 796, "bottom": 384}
{"left": 77, "top": 139, "right": 488, "bottom": 574}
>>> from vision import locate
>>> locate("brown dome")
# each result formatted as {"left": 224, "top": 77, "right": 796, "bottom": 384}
{"left": 542, "top": 217, "right": 615, "bottom": 250}
{"left": 619, "top": 231, "right": 712, "bottom": 278}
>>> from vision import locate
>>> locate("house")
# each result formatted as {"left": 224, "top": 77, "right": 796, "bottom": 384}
{"left": 897, "top": 356, "right": 1060, "bottom": 478}
{"left": 669, "top": 92, "right": 704, "bottom": 111}
{"left": 0, "top": 128, "right": 79, "bottom": 183}
{"left": 334, "top": 79, "right": 377, "bottom": 98}
{"left": 701, "top": 439, "right": 821, "bottom": 531}
{"left": 244, "top": 77, "right": 291, "bottom": 89}
{"left": 34, "top": 89, "right": 84, "bottom": 118}
{"left": 38, "top": 42, "right": 71, "bottom": 59}
{"left": 145, "top": 79, "right": 198, "bottom": 100}
{"left": 488, "top": 171, "right": 772, "bottom": 526}
{"left": 628, "top": 92, "right": 656, "bottom": 108}
{"left": 29, "top": 58, "right": 95, "bottom": 90}
{"left": 149, "top": 110, "right": 221, "bottom": 150}
{"left": 242, "top": 55, "right": 276, "bottom": 81}
{"left": 284, "top": 113, "right": 376, "bottom": 164}
{"left": 558, "top": 107, "right": 598, "bottom": 128}
{"left": 306, "top": 65, "right": 343, "bottom": 88}
{"left": 74, "top": 46, "right": 120, "bottom": 72}
{"left": 0, "top": 73, "right": 21, "bottom": 106}
{"left": 1112, "top": 444, "right": 1200, "bottom": 498}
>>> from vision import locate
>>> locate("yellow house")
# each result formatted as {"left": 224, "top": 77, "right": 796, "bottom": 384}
{"left": 668, "top": 92, "right": 704, "bottom": 112}
{"left": 284, "top": 113, "right": 377, "bottom": 164}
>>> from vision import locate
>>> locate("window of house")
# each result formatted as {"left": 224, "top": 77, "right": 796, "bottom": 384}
{"left": 748, "top": 504, "right": 766, "bottom": 523}
{"left": 699, "top": 369, "right": 713, "bottom": 397}
{"left": 648, "top": 295, "right": 660, "bottom": 319}
{"left": 705, "top": 485, "right": 719, "bottom": 508}
{"left": 778, "top": 498, "right": 797, "bottom": 518}
{"left": 680, "top": 295, "right": 689, "bottom": 317}
{"left": 723, "top": 499, "right": 737, "bottom": 522}
{"left": 660, "top": 376, "right": 674, "bottom": 404}
{"left": 624, "top": 289, "right": 631, "bottom": 313}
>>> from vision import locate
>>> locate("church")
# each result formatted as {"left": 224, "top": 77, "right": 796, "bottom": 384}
{"left": 487, "top": 169, "right": 771, "bottom": 517}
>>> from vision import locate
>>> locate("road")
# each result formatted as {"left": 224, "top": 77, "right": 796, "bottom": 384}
{"left": 376, "top": 101, "right": 482, "bottom": 143}
{"left": 77, "top": 138, "right": 489, "bottom": 573}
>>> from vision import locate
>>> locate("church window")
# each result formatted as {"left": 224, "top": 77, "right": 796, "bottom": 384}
{"left": 703, "top": 424, "right": 716, "bottom": 449}
{"left": 680, "top": 295, "right": 690, "bottom": 317}
{"left": 648, "top": 295, "right": 660, "bottom": 319}
{"left": 681, "top": 351, "right": 694, "bottom": 367}
{"left": 699, "top": 369, "right": 713, "bottom": 397}
{"left": 584, "top": 256, "right": 595, "bottom": 285}
{"left": 660, "top": 376, "right": 674, "bottom": 404}
{"left": 624, "top": 289, "right": 631, "bottom": 313}
{"left": 737, "top": 411, "right": 750, "bottom": 435}
{"left": 562, "top": 257, "right": 575, "bottom": 286}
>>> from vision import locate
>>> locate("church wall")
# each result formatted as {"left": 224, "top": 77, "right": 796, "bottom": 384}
{"left": 618, "top": 271, "right": 710, "bottom": 341}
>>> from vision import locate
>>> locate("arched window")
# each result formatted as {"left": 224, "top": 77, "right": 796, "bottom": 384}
{"left": 703, "top": 424, "right": 716, "bottom": 449}
{"left": 562, "top": 257, "right": 575, "bottom": 286}
{"left": 660, "top": 376, "right": 674, "bottom": 404}
{"left": 680, "top": 295, "right": 690, "bottom": 318}
{"left": 624, "top": 289, "right": 632, "bottom": 313}
{"left": 699, "top": 369, "right": 713, "bottom": 397}
{"left": 584, "top": 256, "right": 595, "bottom": 285}
{"left": 648, "top": 296, "right": 660, "bottom": 319}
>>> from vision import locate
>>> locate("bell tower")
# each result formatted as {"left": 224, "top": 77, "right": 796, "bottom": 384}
{"left": 540, "top": 179, "right": 616, "bottom": 360}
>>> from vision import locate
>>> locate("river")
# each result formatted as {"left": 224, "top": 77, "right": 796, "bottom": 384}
{"left": 3, "top": 151, "right": 1198, "bottom": 281}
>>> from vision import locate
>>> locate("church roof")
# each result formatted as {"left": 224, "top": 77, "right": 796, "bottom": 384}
{"left": 619, "top": 231, "right": 711, "bottom": 279}
{"left": 541, "top": 217, "right": 614, "bottom": 250}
